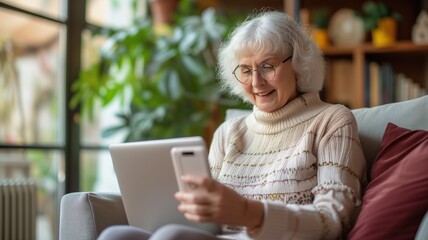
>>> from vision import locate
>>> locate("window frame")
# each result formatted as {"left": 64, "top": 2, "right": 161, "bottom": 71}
{"left": 0, "top": 0, "right": 85, "bottom": 193}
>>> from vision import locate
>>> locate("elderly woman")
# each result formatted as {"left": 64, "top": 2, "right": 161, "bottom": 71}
{"left": 99, "top": 10, "right": 366, "bottom": 240}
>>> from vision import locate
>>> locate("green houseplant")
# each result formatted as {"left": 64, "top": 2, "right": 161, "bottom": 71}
{"left": 71, "top": 1, "right": 247, "bottom": 142}
{"left": 311, "top": 8, "right": 330, "bottom": 49}
{"left": 355, "top": 1, "right": 402, "bottom": 47}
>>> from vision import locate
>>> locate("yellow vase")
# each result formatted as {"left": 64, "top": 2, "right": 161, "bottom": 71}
{"left": 313, "top": 28, "right": 329, "bottom": 50}
{"left": 371, "top": 17, "right": 397, "bottom": 47}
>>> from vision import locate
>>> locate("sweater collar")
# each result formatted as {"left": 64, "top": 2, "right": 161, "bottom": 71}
{"left": 245, "top": 92, "right": 329, "bottom": 134}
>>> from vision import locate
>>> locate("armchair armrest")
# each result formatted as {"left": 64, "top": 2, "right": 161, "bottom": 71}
{"left": 59, "top": 192, "right": 128, "bottom": 240}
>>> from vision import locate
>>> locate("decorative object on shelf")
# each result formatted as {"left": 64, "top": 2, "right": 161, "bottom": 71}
{"left": 412, "top": 10, "right": 428, "bottom": 44}
{"left": 371, "top": 17, "right": 397, "bottom": 47}
{"left": 311, "top": 8, "right": 329, "bottom": 49}
{"left": 355, "top": 1, "right": 402, "bottom": 47}
{"left": 328, "top": 8, "right": 365, "bottom": 47}
{"left": 149, "top": 0, "right": 179, "bottom": 35}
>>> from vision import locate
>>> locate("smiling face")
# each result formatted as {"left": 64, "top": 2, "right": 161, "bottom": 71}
{"left": 238, "top": 54, "right": 298, "bottom": 113}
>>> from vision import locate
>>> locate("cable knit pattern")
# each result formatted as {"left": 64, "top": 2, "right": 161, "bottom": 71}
{"left": 209, "top": 92, "right": 366, "bottom": 240}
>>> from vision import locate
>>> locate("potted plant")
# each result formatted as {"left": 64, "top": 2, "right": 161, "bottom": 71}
{"left": 311, "top": 8, "right": 330, "bottom": 49}
{"left": 70, "top": 1, "right": 247, "bottom": 142}
{"left": 149, "top": 0, "right": 180, "bottom": 35}
{"left": 149, "top": 0, "right": 179, "bottom": 24}
{"left": 355, "top": 1, "right": 402, "bottom": 47}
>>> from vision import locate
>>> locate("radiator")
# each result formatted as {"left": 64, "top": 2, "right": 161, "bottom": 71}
{"left": 0, "top": 179, "right": 37, "bottom": 240}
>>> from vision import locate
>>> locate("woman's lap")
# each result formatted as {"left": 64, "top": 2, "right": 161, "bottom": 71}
{"left": 98, "top": 224, "right": 221, "bottom": 240}
{"left": 98, "top": 225, "right": 151, "bottom": 240}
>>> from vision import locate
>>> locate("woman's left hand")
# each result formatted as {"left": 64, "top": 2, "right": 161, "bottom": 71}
{"left": 174, "top": 175, "right": 255, "bottom": 226}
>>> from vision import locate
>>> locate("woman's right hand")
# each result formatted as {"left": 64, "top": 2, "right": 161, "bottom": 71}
{"left": 174, "top": 175, "right": 264, "bottom": 230}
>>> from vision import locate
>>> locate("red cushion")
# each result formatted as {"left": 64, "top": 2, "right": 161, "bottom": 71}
{"left": 348, "top": 123, "right": 428, "bottom": 240}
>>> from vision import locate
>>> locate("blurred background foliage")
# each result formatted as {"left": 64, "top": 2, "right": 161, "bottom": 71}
{"left": 71, "top": 0, "right": 249, "bottom": 142}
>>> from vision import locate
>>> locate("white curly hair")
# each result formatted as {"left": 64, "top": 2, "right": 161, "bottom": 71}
{"left": 217, "top": 10, "right": 325, "bottom": 102}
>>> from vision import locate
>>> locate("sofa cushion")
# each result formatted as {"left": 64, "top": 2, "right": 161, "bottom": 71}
{"left": 352, "top": 95, "right": 428, "bottom": 173}
{"left": 348, "top": 122, "right": 428, "bottom": 240}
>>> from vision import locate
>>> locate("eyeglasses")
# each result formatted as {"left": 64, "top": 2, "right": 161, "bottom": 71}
{"left": 232, "top": 56, "right": 292, "bottom": 85}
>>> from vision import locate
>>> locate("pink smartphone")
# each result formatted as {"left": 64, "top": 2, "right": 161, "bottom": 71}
{"left": 170, "top": 145, "right": 211, "bottom": 192}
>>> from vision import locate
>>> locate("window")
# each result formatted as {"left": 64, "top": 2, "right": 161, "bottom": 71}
{"left": 0, "top": 1, "right": 66, "bottom": 239}
{"left": 0, "top": 0, "right": 141, "bottom": 238}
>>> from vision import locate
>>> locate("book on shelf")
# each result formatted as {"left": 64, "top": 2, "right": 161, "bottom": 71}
{"left": 365, "top": 61, "right": 426, "bottom": 107}
{"left": 395, "top": 74, "right": 427, "bottom": 102}
{"left": 369, "top": 62, "right": 379, "bottom": 107}
{"left": 380, "top": 63, "right": 394, "bottom": 104}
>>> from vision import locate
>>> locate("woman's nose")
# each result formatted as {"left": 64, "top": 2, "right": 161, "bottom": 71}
{"left": 252, "top": 70, "right": 266, "bottom": 86}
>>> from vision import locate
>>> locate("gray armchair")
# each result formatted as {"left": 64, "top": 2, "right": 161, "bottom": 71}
{"left": 59, "top": 193, "right": 127, "bottom": 240}
{"left": 60, "top": 96, "right": 428, "bottom": 240}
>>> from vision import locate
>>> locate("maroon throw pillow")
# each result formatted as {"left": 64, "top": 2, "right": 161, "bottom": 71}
{"left": 348, "top": 123, "right": 428, "bottom": 240}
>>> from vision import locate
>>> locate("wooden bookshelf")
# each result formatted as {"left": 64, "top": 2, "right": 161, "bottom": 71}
{"left": 323, "top": 41, "right": 428, "bottom": 108}
{"left": 291, "top": 0, "right": 428, "bottom": 108}
{"left": 324, "top": 41, "right": 428, "bottom": 56}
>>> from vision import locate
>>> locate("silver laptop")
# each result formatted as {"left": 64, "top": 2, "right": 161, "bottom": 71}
{"left": 109, "top": 136, "right": 221, "bottom": 234}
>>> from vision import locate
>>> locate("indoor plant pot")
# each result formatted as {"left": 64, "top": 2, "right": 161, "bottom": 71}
{"left": 311, "top": 8, "right": 329, "bottom": 50}
{"left": 356, "top": 1, "right": 401, "bottom": 47}
{"left": 371, "top": 17, "right": 397, "bottom": 47}
{"left": 150, "top": 0, "right": 179, "bottom": 25}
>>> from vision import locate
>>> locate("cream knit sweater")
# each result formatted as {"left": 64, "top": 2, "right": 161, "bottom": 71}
{"left": 208, "top": 92, "right": 366, "bottom": 240}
